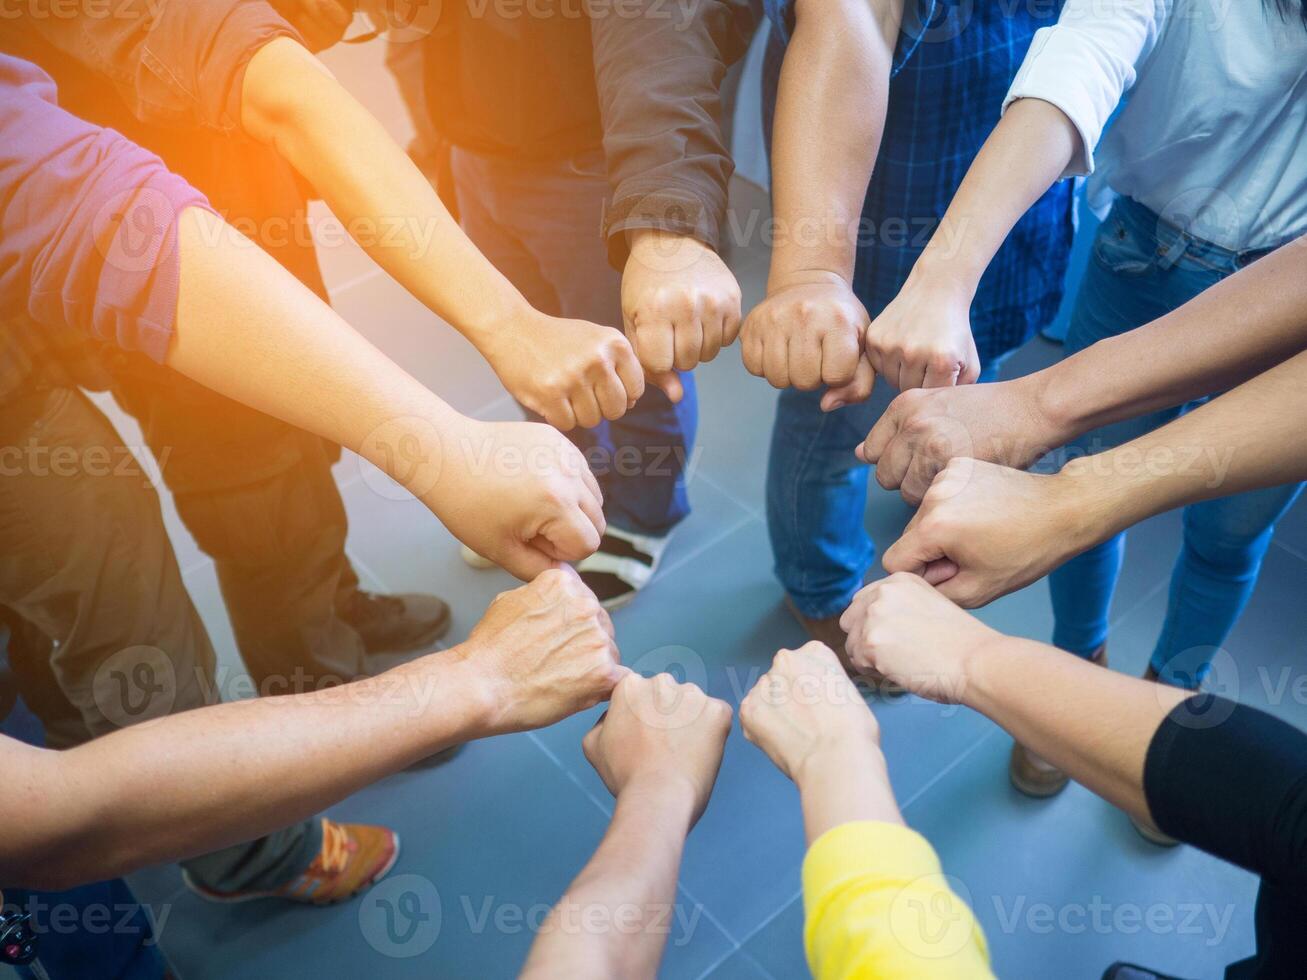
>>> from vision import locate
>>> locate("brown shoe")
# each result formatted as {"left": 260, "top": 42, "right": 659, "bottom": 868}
{"left": 782, "top": 596, "right": 903, "bottom": 694}
{"left": 183, "top": 819, "right": 400, "bottom": 905}
{"left": 1010, "top": 645, "right": 1108, "bottom": 798}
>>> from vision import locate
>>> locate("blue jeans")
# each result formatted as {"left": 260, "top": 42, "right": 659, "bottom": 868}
{"left": 450, "top": 147, "right": 696, "bottom": 536}
{"left": 1049, "top": 196, "right": 1302, "bottom": 685}
{"left": 767, "top": 361, "right": 1003, "bottom": 620}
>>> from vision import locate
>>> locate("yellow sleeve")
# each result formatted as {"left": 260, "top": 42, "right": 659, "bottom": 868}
{"left": 802, "top": 821, "right": 993, "bottom": 980}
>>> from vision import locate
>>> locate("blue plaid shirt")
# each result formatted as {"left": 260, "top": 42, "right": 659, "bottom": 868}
{"left": 763, "top": 0, "right": 1074, "bottom": 365}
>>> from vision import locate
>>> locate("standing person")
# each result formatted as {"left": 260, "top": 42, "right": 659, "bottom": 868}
{"left": 740, "top": 0, "right": 1074, "bottom": 674}
{"left": 0, "top": 6, "right": 453, "bottom": 694}
{"left": 420, "top": 0, "right": 755, "bottom": 607}
{"left": 858, "top": 0, "right": 1307, "bottom": 800}
{"left": 1, "top": 52, "right": 604, "bottom": 907}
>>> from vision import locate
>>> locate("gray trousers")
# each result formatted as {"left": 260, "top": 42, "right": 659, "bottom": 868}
{"left": 0, "top": 383, "right": 320, "bottom": 891}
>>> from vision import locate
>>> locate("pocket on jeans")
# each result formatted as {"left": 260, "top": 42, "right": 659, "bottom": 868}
{"left": 1091, "top": 216, "right": 1157, "bottom": 278}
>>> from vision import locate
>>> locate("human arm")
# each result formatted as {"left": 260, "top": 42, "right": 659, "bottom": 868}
{"left": 239, "top": 35, "right": 648, "bottom": 428}
{"left": 863, "top": 0, "right": 1161, "bottom": 392}
{"left": 738, "top": 643, "right": 991, "bottom": 977}
{"left": 880, "top": 346, "right": 1307, "bottom": 606}
{"left": 0, "top": 61, "right": 602, "bottom": 578}
{"left": 519, "top": 674, "right": 731, "bottom": 979}
{"left": 0, "top": 568, "right": 625, "bottom": 891}
{"left": 842, "top": 572, "right": 1307, "bottom": 885}
{"left": 863, "top": 232, "right": 1307, "bottom": 503}
{"left": 591, "top": 0, "right": 755, "bottom": 386}
{"left": 737, "top": 0, "right": 902, "bottom": 405}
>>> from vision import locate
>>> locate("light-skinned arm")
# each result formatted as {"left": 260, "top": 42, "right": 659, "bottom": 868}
{"left": 737, "top": 0, "right": 902, "bottom": 407}
{"left": 520, "top": 674, "right": 732, "bottom": 979}
{"left": 0, "top": 568, "right": 626, "bottom": 891}
{"left": 240, "top": 36, "right": 653, "bottom": 429}
{"left": 843, "top": 573, "right": 1190, "bottom": 826}
{"left": 740, "top": 643, "right": 993, "bottom": 978}
{"left": 861, "top": 0, "right": 1160, "bottom": 392}
{"left": 863, "top": 233, "right": 1307, "bottom": 503}
{"left": 170, "top": 206, "right": 604, "bottom": 578}
{"left": 880, "top": 344, "right": 1307, "bottom": 606}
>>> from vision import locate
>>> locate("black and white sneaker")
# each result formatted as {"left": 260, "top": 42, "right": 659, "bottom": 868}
{"left": 576, "top": 527, "right": 671, "bottom": 610}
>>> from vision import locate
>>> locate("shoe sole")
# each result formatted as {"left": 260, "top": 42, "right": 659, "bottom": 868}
{"left": 182, "top": 834, "right": 402, "bottom": 905}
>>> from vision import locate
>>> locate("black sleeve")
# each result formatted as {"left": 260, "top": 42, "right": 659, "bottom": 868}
{"left": 1144, "top": 695, "right": 1307, "bottom": 891}
{"left": 590, "top": 0, "right": 758, "bottom": 269}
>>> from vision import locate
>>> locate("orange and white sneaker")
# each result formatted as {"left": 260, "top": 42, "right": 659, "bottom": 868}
{"left": 182, "top": 819, "right": 400, "bottom": 905}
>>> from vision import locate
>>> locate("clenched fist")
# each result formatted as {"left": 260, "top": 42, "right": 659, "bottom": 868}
{"left": 622, "top": 231, "right": 742, "bottom": 401}
{"left": 860, "top": 376, "right": 1062, "bottom": 505}
{"left": 464, "top": 567, "right": 627, "bottom": 733}
{"left": 864, "top": 274, "right": 979, "bottom": 391}
{"left": 739, "top": 271, "right": 874, "bottom": 410}
{"left": 739, "top": 642, "right": 880, "bottom": 783}
{"left": 841, "top": 573, "right": 999, "bottom": 703}
{"left": 882, "top": 457, "right": 1102, "bottom": 607}
{"left": 483, "top": 312, "right": 646, "bottom": 431}
{"left": 583, "top": 673, "right": 732, "bottom": 822}
{"left": 430, "top": 419, "right": 605, "bottom": 579}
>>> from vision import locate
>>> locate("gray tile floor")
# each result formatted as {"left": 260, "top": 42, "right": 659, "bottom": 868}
{"left": 76, "top": 42, "right": 1307, "bottom": 980}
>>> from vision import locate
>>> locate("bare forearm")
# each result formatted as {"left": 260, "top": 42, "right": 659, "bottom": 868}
{"left": 767, "top": 0, "right": 899, "bottom": 285}
{"left": 10, "top": 652, "right": 493, "bottom": 890}
{"left": 911, "top": 98, "right": 1077, "bottom": 295}
{"left": 1036, "top": 234, "right": 1307, "bottom": 441}
{"left": 521, "top": 781, "right": 696, "bottom": 979}
{"left": 241, "top": 38, "right": 531, "bottom": 348}
{"left": 167, "top": 206, "right": 465, "bottom": 501}
{"left": 795, "top": 741, "right": 903, "bottom": 845}
{"left": 963, "top": 636, "right": 1186, "bottom": 822}
{"left": 1054, "top": 347, "right": 1307, "bottom": 545}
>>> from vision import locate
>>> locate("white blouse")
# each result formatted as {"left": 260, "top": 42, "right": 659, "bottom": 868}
{"left": 1003, "top": 0, "right": 1307, "bottom": 251}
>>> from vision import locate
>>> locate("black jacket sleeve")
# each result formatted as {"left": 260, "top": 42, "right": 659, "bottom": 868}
{"left": 1145, "top": 695, "right": 1307, "bottom": 891}
{"left": 590, "top": 0, "right": 758, "bottom": 269}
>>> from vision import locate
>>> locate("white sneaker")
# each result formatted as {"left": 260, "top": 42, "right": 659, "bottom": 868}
{"left": 460, "top": 544, "right": 498, "bottom": 570}
{"left": 575, "top": 527, "right": 672, "bottom": 610}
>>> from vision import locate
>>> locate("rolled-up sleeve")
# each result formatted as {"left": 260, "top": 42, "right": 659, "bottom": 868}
{"left": 11, "top": 0, "right": 302, "bottom": 133}
{"left": 592, "top": 0, "right": 756, "bottom": 268}
{"left": 0, "top": 56, "right": 214, "bottom": 362}
{"left": 803, "top": 821, "right": 992, "bottom": 980}
{"left": 1001, "top": 0, "right": 1167, "bottom": 177}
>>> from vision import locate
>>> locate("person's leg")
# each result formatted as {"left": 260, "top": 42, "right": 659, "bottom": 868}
{"left": 452, "top": 147, "right": 696, "bottom": 537}
{"left": 1047, "top": 199, "right": 1222, "bottom": 658}
{"left": 109, "top": 365, "right": 448, "bottom": 690}
{"left": 0, "top": 383, "right": 320, "bottom": 893}
{"left": 1151, "top": 482, "right": 1305, "bottom": 687}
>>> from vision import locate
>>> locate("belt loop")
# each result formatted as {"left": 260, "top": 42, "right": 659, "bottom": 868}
{"left": 1155, "top": 233, "right": 1189, "bottom": 271}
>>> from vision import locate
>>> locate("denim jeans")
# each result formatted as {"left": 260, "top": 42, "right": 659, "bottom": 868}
{"left": 450, "top": 147, "right": 696, "bottom": 536}
{"left": 1049, "top": 196, "right": 1302, "bottom": 685}
{"left": 767, "top": 361, "right": 1003, "bottom": 620}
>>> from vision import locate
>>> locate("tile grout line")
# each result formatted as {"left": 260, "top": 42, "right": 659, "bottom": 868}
{"left": 325, "top": 266, "right": 384, "bottom": 300}
{"left": 696, "top": 468, "right": 764, "bottom": 521}
{"left": 705, "top": 724, "right": 1005, "bottom": 976}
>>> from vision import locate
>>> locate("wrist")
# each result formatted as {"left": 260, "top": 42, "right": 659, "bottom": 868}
{"left": 793, "top": 731, "right": 884, "bottom": 792}
{"left": 615, "top": 771, "right": 701, "bottom": 830}
{"left": 795, "top": 737, "right": 903, "bottom": 841}
{"left": 907, "top": 246, "right": 982, "bottom": 305}
{"left": 433, "top": 644, "right": 504, "bottom": 739}
{"left": 1051, "top": 457, "right": 1133, "bottom": 554}
{"left": 765, "top": 265, "right": 854, "bottom": 295}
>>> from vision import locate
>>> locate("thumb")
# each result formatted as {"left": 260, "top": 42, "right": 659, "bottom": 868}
{"left": 882, "top": 525, "right": 948, "bottom": 578}
{"left": 922, "top": 558, "right": 959, "bottom": 586}
{"left": 496, "top": 539, "right": 557, "bottom": 582}
{"left": 821, "top": 357, "right": 875, "bottom": 412}
{"left": 648, "top": 370, "right": 684, "bottom": 404}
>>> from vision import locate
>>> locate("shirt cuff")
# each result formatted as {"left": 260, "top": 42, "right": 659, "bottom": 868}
{"left": 1001, "top": 25, "right": 1126, "bottom": 178}
{"left": 603, "top": 186, "right": 722, "bottom": 269}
